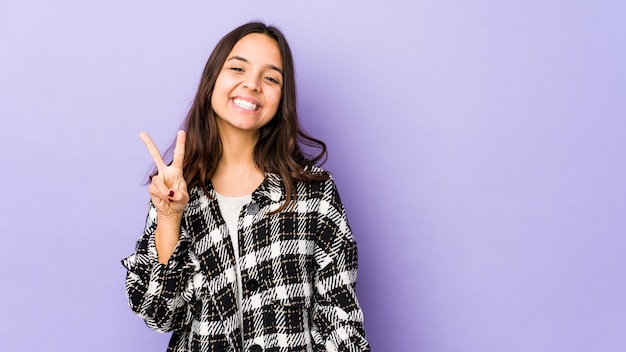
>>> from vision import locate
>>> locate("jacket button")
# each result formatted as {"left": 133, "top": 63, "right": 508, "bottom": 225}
{"left": 249, "top": 345, "right": 262, "bottom": 352}
{"left": 247, "top": 203, "right": 260, "bottom": 215}
{"left": 246, "top": 279, "right": 259, "bottom": 291}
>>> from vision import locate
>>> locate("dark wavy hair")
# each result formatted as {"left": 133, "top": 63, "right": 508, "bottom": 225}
{"left": 156, "top": 22, "right": 329, "bottom": 211}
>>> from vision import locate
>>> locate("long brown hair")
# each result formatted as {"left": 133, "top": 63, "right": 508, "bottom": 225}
{"left": 157, "top": 22, "right": 329, "bottom": 210}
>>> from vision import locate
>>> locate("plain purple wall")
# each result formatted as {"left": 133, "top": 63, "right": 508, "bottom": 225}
{"left": 1, "top": 1, "right": 625, "bottom": 351}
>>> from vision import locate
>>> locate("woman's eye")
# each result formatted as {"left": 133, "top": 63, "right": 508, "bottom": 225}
{"left": 229, "top": 67, "right": 243, "bottom": 72}
{"left": 265, "top": 76, "right": 280, "bottom": 84}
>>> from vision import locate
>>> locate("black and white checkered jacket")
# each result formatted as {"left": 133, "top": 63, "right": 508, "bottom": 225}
{"left": 122, "top": 170, "right": 370, "bottom": 352}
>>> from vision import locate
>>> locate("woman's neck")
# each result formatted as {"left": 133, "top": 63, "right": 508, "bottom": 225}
{"left": 212, "top": 127, "right": 265, "bottom": 196}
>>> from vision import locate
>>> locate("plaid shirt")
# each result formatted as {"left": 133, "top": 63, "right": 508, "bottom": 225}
{"left": 122, "top": 170, "right": 370, "bottom": 352}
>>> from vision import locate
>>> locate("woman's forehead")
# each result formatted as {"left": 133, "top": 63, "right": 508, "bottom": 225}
{"left": 228, "top": 33, "right": 283, "bottom": 69}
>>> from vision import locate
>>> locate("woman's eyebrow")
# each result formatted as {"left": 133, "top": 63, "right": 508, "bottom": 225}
{"left": 226, "top": 55, "right": 283, "bottom": 76}
{"left": 269, "top": 65, "right": 283, "bottom": 76}
{"left": 226, "top": 55, "right": 248, "bottom": 63}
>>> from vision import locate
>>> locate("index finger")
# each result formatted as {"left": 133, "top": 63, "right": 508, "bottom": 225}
{"left": 171, "top": 130, "right": 186, "bottom": 169}
{"left": 139, "top": 131, "right": 167, "bottom": 173}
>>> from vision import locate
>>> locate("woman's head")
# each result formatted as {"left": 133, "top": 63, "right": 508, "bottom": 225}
{"left": 211, "top": 32, "right": 284, "bottom": 135}
{"left": 190, "top": 22, "right": 296, "bottom": 136}
{"left": 178, "top": 22, "right": 328, "bottom": 199}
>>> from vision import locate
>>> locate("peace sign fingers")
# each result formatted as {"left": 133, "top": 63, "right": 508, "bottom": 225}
{"left": 171, "top": 130, "right": 186, "bottom": 169}
{"left": 139, "top": 131, "right": 167, "bottom": 174}
{"left": 139, "top": 131, "right": 189, "bottom": 216}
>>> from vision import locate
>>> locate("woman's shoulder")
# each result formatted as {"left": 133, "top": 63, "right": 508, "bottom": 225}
{"left": 302, "top": 165, "right": 333, "bottom": 177}
{"left": 304, "top": 164, "right": 330, "bottom": 176}
{"left": 300, "top": 165, "right": 335, "bottom": 188}
{"left": 297, "top": 165, "right": 341, "bottom": 194}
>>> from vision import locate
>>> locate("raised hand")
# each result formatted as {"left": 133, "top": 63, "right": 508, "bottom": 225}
{"left": 140, "top": 130, "right": 189, "bottom": 218}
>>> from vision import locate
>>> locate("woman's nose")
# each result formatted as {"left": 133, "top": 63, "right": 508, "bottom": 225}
{"left": 242, "top": 75, "right": 261, "bottom": 91}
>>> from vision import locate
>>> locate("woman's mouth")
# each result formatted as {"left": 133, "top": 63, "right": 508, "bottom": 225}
{"left": 232, "top": 98, "right": 259, "bottom": 111}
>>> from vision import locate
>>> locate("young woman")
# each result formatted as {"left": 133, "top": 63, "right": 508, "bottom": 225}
{"left": 122, "top": 22, "right": 370, "bottom": 352}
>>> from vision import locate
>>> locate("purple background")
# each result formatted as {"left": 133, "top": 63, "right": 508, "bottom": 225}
{"left": 1, "top": 1, "right": 625, "bottom": 351}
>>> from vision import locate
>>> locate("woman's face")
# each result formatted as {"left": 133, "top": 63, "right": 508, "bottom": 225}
{"left": 211, "top": 33, "right": 283, "bottom": 135}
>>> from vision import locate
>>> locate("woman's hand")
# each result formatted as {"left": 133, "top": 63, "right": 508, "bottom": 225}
{"left": 140, "top": 130, "right": 189, "bottom": 218}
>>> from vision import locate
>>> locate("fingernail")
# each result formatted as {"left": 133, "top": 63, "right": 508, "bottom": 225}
{"left": 168, "top": 190, "right": 175, "bottom": 197}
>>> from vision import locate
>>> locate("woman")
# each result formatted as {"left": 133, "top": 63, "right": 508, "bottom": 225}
{"left": 122, "top": 22, "right": 370, "bottom": 352}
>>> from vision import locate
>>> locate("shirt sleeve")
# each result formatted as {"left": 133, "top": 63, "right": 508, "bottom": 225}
{"left": 311, "top": 178, "right": 371, "bottom": 352}
{"left": 121, "top": 201, "right": 195, "bottom": 333}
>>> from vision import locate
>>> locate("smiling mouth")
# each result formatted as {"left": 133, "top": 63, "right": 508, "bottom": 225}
{"left": 233, "top": 98, "right": 259, "bottom": 111}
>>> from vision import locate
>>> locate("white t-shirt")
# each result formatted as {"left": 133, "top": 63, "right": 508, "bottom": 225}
{"left": 214, "top": 191, "right": 252, "bottom": 341}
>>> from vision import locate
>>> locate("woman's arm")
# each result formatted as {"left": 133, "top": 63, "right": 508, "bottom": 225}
{"left": 122, "top": 130, "right": 193, "bottom": 331}
{"left": 139, "top": 130, "right": 189, "bottom": 264}
{"left": 122, "top": 202, "right": 194, "bottom": 332}
{"left": 311, "top": 178, "right": 370, "bottom": 351}
{"left": 154, "top": 212, "right": 183, "bottom": 264}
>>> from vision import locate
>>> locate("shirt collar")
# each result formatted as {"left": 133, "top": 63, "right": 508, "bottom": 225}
{"left": 199, "top": 172, "right": 285, "bottom": 206}
{"left": 253, "top": 172, "right": 284, "bottom": 206}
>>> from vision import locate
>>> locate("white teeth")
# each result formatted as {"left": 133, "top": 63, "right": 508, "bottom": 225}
{"left": 233, "top": 98, "right": 258, "bottom": 111}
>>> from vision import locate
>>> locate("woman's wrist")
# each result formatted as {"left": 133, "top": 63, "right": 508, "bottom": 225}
{"left": 155, "top": 213, "right": 182, "bottom": 264}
